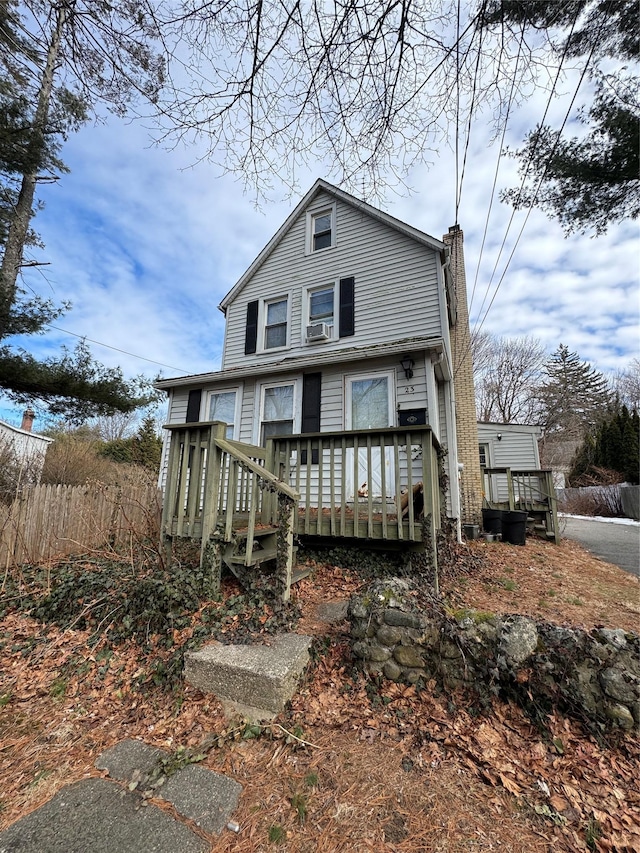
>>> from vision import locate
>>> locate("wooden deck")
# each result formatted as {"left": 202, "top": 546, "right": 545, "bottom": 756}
{"left": 483, "top": 467, "right": 559, "bottom": 543}
{"left": 161, "top": 422, "right": 443, "bottom": 598}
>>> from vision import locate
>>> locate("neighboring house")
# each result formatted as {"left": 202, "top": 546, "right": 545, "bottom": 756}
{"left": 477, "top": 422, "right": 542, "bottom": 471}
{"left": 0, "top": 409, "right": 53, "bottom": 485}
{"left": 156, "top": 180, "right": 486, "bottom": 593}
{"left": 477, "top": 421, "right": 558, "bottom": 539}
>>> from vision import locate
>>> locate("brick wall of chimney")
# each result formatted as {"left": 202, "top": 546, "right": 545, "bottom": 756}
{"left": 21, "top": 409, "right": 35, "bottom": 433}
{"left": 443, "top": 225, "right": 482, "bottom": 525}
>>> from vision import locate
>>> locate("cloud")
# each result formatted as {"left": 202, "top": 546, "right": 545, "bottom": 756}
{"left": 2, "top": 73, "right": 637, "bottom": 427}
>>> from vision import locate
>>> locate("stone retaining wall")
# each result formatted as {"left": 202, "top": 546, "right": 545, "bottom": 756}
{"left": 349, "top": 579, "right": 639, "bottom": 731}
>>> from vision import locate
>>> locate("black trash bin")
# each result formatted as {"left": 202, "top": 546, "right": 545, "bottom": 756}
{"left": 502, "top": 510, "right": 528, "bottom": 545}
{"left": 482, "top": 508, "right": 503, "bottom": 536}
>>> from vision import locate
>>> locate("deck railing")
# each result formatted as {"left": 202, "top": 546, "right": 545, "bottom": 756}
{"left": 162, "top": 422, "right": 442, "bottom": 592}
{"left": 483, "top": 467, "right": 559, "bottom": 542}
{"left": 161, "top": 422, "right": 299, "bottom": 597}
{"left": 267, "top": 425, "right": 441, "bottom": 545}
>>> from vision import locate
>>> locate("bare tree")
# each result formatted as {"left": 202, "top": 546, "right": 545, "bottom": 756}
{"left": 613, "top": 358, "right": 640, "bottom": 411}
{"left": 156, "top": 0, "right": 548, "bottom": 199}
{"left": 473, "top": 333, "right": 545, "bottom": 424}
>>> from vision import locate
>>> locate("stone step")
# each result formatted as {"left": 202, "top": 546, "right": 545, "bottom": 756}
{"left": 184, "top": 633, "right": 312, "bottom": 721}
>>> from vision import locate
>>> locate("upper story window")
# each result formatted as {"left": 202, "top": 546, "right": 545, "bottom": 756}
{"left": 309, "top": 286, "right": 334, "bottom": 325}
{"left": 312, "top": 212, "right": 332, "bottom": 250}
{"left": 306, "top": 204, "right": 336, "bottom": 253}
{"left": 264, "top": 297, "right": 288, "bottom": 349}
{"left": 309, "top": 284, "right": 335, "bottom": 334}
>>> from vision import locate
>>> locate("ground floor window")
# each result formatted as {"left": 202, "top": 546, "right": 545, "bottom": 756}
{"left": 260, "top": 382, "right": 295, "bottom": 443}
{"left": 208, "top": 389, "right": 238, "bottom": 439}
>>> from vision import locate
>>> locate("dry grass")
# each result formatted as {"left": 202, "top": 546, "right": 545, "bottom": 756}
{"left": 1, "top": 536, "right": 639, "bottom": 853}
{"left": 443, "top": 536, "right": 639, "bottom": 633}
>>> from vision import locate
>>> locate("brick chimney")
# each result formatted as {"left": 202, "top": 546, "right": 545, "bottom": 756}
{"left": 443, "top": 225, "right": 482, "bottom": 525}
{"left": 21, "top": 409, "right": 35, "bottom": 433}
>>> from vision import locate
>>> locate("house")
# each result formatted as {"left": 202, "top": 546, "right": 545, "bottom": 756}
{"left": 156, "top": 180, "right": 485, "bottom": 596}
{"left": 477, "top": 421, "right": 558, "bottom": 540}
{"left": 0, "top": 409, "right": 53, "bottom": 486}
{"left": 477, "top": 421, "right": 542, "bottom": 471}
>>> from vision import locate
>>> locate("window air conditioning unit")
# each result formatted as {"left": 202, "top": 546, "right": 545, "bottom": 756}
{"left": 306, "top": 322, "right": 331, "bottom": 342}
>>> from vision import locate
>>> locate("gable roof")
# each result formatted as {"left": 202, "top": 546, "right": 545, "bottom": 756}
{"left": 218, "top": 179, "right": 447, "bottom": 312}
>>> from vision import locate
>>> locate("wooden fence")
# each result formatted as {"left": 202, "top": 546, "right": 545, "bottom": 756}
{"left": 0, "top": 481, "right": 162, "bottom": 568}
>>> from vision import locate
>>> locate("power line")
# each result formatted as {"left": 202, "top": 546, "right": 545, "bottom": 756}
{"left": 472, "top": 46, "right": 600, "bottom": 343}
{"left": 468, "top": 24, "right": 526, "bottom": 316}
{"left": 454, "top": 2, "right": 598, "bottom": 378}
{"left": 46, "top": 325, "right": 189, "bottom": 373}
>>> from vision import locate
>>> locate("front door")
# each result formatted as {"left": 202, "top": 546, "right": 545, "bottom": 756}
{"left": 345, "top": 371, "right": 396, "bottom": 500}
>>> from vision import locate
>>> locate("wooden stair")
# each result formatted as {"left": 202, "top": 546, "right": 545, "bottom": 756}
{"left": 222, "top": 526, "right": 303, "bottom": 587}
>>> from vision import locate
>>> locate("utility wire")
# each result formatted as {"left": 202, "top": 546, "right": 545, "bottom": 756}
{"left": 455, "top": 0, "right": 487, "bottom": 219}
{"left": 468, "top": 23, "right": 526, "bottom": 316}
{"left": 454, "top": 2, "right": 592, "bottom": 378}
{"left": 472, "top": 46, "right": 600, "bottom": 344}
{"left": 46, "top": 324, "right": 189, "bottom": 373}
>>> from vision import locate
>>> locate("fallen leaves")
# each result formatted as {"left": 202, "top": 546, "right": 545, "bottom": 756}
{"left": 1, "top": 542, "right": 638, "bottom": 852}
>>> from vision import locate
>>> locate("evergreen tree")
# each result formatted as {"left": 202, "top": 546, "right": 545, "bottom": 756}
{"left": 539, "top": 344, "right": 612, "bottom": 439}
{"left": 481, "top": 0, "right": 639, "bottom": 234}
{"left": 133, "top": 416, "right": 163, "bottom": 471}
{"left": 100, "top": 415, "right": 162, "bottom": 471}
{"left": 569, "top": 404, "right": 639, "bottom": 484}
{"left": 0, "top": 0, "right": 164, "bottom": 420}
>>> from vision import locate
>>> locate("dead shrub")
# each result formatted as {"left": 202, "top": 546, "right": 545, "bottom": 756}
{"left": 41, "top": 434, "right": 116, "bottom": 485}
{"left": 559, "top": 485, "right": 623, "bottom": 517}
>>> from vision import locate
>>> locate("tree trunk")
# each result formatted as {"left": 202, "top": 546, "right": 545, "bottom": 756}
{"left": 0, "top": 2, "right": 67, "bottom": 337}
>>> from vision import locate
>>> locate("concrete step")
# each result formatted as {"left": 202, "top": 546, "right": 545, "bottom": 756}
{"left": 184, "top": 633, "right": 312, "bottom": 721}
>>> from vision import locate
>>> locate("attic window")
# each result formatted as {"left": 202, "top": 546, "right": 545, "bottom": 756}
{"left": 313, "top": 213, "right": 332, "bottom": 250}
{"left": 307, "top": 206, "right": 335, "bottom": 253}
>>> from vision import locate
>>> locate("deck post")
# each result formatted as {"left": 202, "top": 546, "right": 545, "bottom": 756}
{"left": 160, "top": 424, "right": 184, "bottom": 562}
{"left": 506, "top": 468, "right": 516, "bottom": 510}
{"left": 276, "top": 493, "right": 295, "bottom": 602}
{"left": 546, "top": 470, "right": 561, "bottom": 544}
{"left": 422, "top": 430, "right": 439, "bottom": 594}
{"left": 199, "top": 422, "right": 226, "bottom": 579}
{"left": 200, "top": 535, "right": 223, "bottom": 597}
{"left": 264, "top": 439, "right": 277, "bottom": 524}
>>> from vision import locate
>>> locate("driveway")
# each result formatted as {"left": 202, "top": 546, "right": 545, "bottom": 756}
{"left": 560, "top": 515, "right": 640, "bottom": 578}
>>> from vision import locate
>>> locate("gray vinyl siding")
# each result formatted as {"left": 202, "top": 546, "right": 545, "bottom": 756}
{"left": 168, "top": 388, "right": 190, "bottom": 423}
{"left": 222, "top": 191, "right": 442, "bottom": 369}
{"left": 477, "top": 423, "right": 542, "bottom": 505}
{"left": 476, "top": 424, "right": 541, "bottom": 469}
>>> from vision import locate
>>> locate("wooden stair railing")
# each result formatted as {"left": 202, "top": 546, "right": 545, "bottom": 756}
{"left": 162, "top": 423, "right": 300, "bottom": 601}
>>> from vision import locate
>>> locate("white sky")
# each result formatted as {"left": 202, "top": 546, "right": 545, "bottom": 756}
{"left": 2, "top": 58, "right": 638, "bottom": 429}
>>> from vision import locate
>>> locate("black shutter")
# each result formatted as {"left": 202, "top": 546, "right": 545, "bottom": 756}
{"left": 301, "top": 373, "right": 321, "bottom": 464}
{"left": 244, "top": 300, "right": 259, "bottom": 354}
{"left": 302, "top": 373, "right": 322, "bottom": 433}
{"left": 186, "top": 389, "right": 202, "bottom": 423}
{"left": 339, "top": 277, "right": 355, "bottom": 337}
